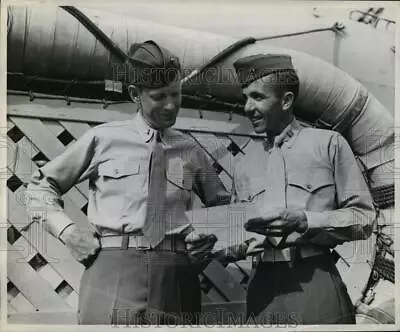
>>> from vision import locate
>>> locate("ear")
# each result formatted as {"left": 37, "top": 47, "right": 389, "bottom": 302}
{"left": 281, "top": 91, "right": 295, "bottom": 112}
{"left": 127, "top": 84, "right": 140, "bottom": 103}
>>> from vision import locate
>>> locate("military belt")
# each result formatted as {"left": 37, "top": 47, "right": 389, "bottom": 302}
{"left": 100, "top": 234, "right": 186, "bottom": 252}
{"left": 256, "top": 246, "right": 328, "bottom": 264}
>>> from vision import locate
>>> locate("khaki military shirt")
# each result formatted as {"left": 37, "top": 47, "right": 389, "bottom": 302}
{"left": 27, "top": 112, "right": 230, "bottom": 238}
{"left": 232, "top": 118, "right": 376, "bottom": 247}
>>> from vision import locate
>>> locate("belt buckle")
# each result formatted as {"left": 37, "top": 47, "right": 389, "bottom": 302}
{"left": 133, "top": 236, "right": 152, "bottom": 251}
{"left": 136, "top": 245, "right": 152, "bottom": 251}
{"left": 123, "top": 234, "right": 152, "bottom": 251}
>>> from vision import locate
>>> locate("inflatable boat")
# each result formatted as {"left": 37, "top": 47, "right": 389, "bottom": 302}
{"left": 6, "top": 5, "right": 395, "bottom": 324}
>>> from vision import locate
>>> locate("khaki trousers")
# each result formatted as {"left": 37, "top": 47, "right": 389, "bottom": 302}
{"left": 246, "top": 252, "right": 355, "bottom": 325}
{"left": 78, "top": 248, "right": 201, "bottom": 325}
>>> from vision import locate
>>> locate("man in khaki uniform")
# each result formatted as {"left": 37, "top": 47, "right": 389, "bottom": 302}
{"left": 232, "top": 54, "right": 376, "bottom": 324}
{"left": 26, "top": 41, "right": 230, "bottom": 325}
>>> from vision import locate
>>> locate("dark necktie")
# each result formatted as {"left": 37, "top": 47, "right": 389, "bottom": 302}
{"left": 142, "top": 131, "right": 167, "bottom": 247}
{"left": 261, "top": 141, "right": 287, "bottom": 247}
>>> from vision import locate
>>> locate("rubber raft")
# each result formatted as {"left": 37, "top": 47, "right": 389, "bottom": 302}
{"left": 6, "top": 6, "right": 394, "bottom": 204}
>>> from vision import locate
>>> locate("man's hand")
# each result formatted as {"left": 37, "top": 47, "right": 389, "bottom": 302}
{"left": 246, "top": 237, "right": 267, "bottom": 256}
{"left": 245, "top": 208, "right": 308, "bottom": 236}
{"left": 59, "top": 224, "right": 101, "bottom": 266}
{"left": 213, "top": 237, "right": 259, "bottom": 263}
{"left": 185, "top": 232, "right": 218, "bottom": 263}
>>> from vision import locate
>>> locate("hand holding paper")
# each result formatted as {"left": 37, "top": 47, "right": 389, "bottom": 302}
{"left": 245, "top": 207, "right": 308, "bottom": 237}
{"left": 185, "top": 231, "right": 218, "bottom": 263}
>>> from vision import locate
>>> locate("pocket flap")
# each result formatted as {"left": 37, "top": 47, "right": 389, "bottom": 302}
{"left": 98, "top": 160, "right": 140, "bottom": 178}
{"left": 236, "top": 182, "right": 265, "bottom": 202}
{"left": 288, "top": 170, "right": 334, "bottom": 193}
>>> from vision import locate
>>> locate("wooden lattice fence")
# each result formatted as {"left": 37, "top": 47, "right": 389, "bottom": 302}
{"left": 6, "top": 95, "right": 255, "bottom": 324}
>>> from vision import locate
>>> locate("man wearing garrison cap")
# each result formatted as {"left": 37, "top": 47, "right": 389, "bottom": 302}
{"left": 231, "top": 54, "right": 376, "bottom": 324}
{"left": 26, "top": 41, "right": 231, "bottom": 325}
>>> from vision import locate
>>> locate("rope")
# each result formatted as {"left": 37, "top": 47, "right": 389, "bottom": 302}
{"left": 7, "top": 89, "right": 130, "bottom": 108}
{"left": 371, "top": 184, "right": 395, "bottom": 209}
{"left": 186, "top": 132, "right": 233, "bottom": 180}
{"left": 8, "top": 79, "right": 247, "bottom": 114}
{"left": 182, "top": 22, "right": 344, "bottom": 84}
{"left": 181, "top": 37, "right": 257, "bottom": 83}
{"left": 181, "top": 93, "right": 244, "bottom": 114}
{"left": 8, "top": 73, "right": 106, "bottom": 86}
{"left": 60, "top": 6, "right": 129, "bottom": 64}
{"left": 7, "top": 88, "right": 245, "bottom": 113}
{"left": 355, "top": 152, "right": 394, "bottom": 209}
{"left": 359, "top": 223, "right": 395, "bottom": 309}
{"left": 374, "top": 255, "right": 394, "bottom": 283}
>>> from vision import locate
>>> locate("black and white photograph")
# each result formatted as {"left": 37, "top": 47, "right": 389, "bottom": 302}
{"left": 1, "top": 0, "right": 398, "bottom": 329}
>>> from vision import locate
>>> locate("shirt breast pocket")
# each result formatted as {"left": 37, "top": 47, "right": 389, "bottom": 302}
{"left": 235, "top": 176, "right": 266, "bottom": 204}
{"left": 287, "top": 169, "right": 336, "bottom": 210}
{"left": 97, "top": 159, "right": 145, "bottom": 194}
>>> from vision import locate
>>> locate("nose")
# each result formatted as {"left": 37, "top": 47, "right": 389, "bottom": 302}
{"left": 244, "top": 99, "right": 255, "bottom": 115}
{"left": 165, "top": 95, "right": 179, "bottom": 111}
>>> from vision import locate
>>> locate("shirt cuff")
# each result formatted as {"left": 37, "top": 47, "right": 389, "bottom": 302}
{"left": 166, "top": 223, "right": 194, "bottom": 236}
{"left": 304, "top": 211, "right": 330, "bottom": 230}
{"left": 46, "top": 210, "right": 76, "bottom": 239}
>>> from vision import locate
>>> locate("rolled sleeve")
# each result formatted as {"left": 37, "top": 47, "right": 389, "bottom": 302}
{"left": 26, "top": 130, "right": 97, "bottom": 238}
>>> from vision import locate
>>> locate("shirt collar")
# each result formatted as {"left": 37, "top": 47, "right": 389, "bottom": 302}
{"left": 133, "top": 112, "right": 172, "bottom": 145}
{"left": 266, "top": 117, "right": 302, "bottom": 149}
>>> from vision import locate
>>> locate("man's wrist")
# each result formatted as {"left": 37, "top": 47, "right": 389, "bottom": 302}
{"left": 297, "top": 213, "right": 308, "bottom": 234}
{"left": 58, "top": 223, "right": 76, "bottom": 244}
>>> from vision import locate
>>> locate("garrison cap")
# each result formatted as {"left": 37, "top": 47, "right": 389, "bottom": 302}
{"left": 125, "top": 40, "right": 181, "bottom": 88}
{"left": 233, "top": 54, "right": 298, "bottom": 88}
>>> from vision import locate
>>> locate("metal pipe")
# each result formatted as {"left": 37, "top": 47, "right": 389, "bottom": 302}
{"left": 255, "top": 22, "right": 345, "bottom": 42}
